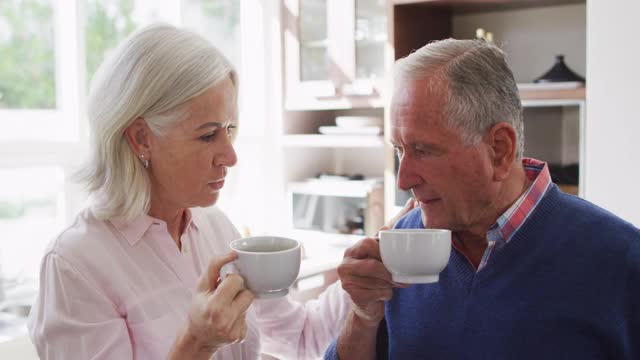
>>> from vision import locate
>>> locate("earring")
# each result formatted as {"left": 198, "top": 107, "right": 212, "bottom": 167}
{"left": 140, "top": 154, "right": 149, "bottom": 169}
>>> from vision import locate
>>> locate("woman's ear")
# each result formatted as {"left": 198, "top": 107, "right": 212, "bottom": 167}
{"left": 124, "top": 117, "right": 152, "bottom": 159}
{"left": 485, "top": 122, "right": 517, "bottom": 181}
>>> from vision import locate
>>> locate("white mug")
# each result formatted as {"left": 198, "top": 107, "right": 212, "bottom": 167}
{"left": 379, "top": 229, "right": 451, "bottom": 284}
{"left": 221, "top": 236, "right": 301, "bottom": 299}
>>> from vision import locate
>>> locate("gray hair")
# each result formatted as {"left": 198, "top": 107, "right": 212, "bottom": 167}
{"left": 394, "top": 39, "right": 524, "bottom": 159}
{"left": 76, "top": 23, "right": 237, "bottom": 223}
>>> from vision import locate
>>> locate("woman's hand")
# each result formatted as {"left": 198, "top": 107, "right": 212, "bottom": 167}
{"left": 169, "top": 253, "right": 255, "bottom": 359}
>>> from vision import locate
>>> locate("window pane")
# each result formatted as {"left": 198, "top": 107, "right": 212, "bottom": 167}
{"left": 0, "top": 167, "right": 65, "bottom": 295}
{"left": 85, "top": 0, "right": 138, "bottom": 85}
{"left": 299, "top": 0, "right": 328, "bottom": 81}
{"left": 85, "top": 0, "right": 173, "bottom": 86}
{"left": 181, "top": 0, "right": 241, "bottom": 69}
{"left": 0, "top": 0, "right": 56, "bottom": 109}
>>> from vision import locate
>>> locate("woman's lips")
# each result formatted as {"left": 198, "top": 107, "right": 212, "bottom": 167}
{"left": 208, "top": 179, "right": 225, "bottom": 191}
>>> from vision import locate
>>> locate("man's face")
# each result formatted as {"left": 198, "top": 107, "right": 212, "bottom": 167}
{"left": 390, "top": 78, "right": 499, "bottom": 231}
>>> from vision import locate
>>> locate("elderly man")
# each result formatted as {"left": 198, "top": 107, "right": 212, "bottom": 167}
{"left": 325, "top": 39, "right": 640, "bottom": 359}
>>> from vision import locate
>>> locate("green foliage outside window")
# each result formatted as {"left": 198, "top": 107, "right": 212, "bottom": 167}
{"left": 85, "top": 0, "right": 136, "bottom": 87}
{"left": 202, "top": 0, "right": 239, "bottom": 32}
{"left": 0, "top": 0, "right": 55, "bottom": 109}
{"left": 0, "top": 0, "right": 238, "bottom": 109}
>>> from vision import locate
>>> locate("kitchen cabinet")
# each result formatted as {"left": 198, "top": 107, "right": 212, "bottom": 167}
{"left": 283, "top": 0, "right": 388, "bottom": 110}
{"left": 281, "top": 108, "right": 386, "bottom": 243}
{"left": 279, "top": 0, "right": 389, "bottom": 246}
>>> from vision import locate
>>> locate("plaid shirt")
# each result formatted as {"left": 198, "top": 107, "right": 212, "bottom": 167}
{"left": 453, "top": 158, "right": 553, "bottom": 272}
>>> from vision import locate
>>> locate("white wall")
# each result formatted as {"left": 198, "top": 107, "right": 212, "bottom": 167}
{"left": 453, "top": 4, "right": 586, "bottom": 83}
{"left": 586, "top": 0, "right": 640, "bottom": 226}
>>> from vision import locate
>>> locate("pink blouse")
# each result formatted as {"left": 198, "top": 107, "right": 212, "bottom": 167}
{"left": 27, "top": 207, "right": 351, "bottom": 359}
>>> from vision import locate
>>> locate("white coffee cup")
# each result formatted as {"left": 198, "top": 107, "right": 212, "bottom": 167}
{"left": 379, "top": 229, "right": 452, "bottom": 284}
{"left": 221, "top": 236, "right": 301, "bottom": 299}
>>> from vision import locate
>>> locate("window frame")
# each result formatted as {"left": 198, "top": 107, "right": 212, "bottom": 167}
{"left": 0, "top": 0, "right": 273, "bottom": 301}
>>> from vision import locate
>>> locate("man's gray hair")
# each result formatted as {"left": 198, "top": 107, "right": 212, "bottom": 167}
{"left": 76, "top": 23, "right": 237, "bottom": 223}
{"left": 394, "top": 39, "right": 524, "bottom": 159}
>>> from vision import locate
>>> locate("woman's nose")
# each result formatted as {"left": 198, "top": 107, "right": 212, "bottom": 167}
{"left": 214, "top": 136, "right": 238, "bottom": 167}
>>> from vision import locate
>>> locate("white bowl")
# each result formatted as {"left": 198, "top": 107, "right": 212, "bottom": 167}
{"left": 335, "top": 116, "right": 383, "bottom": 129}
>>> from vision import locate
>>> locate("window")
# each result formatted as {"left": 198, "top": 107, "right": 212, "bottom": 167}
{"left": 181, "top": 0, "right": 241, "bottom": 68}
{"left": 0, "top": 167, "right": 65, "bottom": 288}
{"left": 0, "top": 0, "right": 271, "bottom": 342}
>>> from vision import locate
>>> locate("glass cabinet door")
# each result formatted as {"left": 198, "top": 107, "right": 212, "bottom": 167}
{"left": 299, "top": 0, "right": 329, "bottom": 81}
{"left": 355, "top": 0, "right": 386, "bottom": 80}
{"left": 283, "top": 0, "right": 386, "bottom": 108}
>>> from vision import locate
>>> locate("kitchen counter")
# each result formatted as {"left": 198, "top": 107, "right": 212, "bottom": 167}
{"left": 292, "top": 229, "right": 358, "bottom": 279}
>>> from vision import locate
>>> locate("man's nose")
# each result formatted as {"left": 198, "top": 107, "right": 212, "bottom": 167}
{"left": 396, "top": 156, "right": 417, "bottom": 192}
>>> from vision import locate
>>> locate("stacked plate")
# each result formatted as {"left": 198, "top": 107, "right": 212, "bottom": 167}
{"left": 319, "top": 116, "right": 383, "bottom": 135}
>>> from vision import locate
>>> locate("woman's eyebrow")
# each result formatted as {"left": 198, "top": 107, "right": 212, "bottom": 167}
{"left": 194, "top": 121, "right": 226, "bottom": 131}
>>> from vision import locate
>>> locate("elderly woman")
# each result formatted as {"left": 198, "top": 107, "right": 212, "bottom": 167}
{"left": 26, "top": 24, "right": 354, "bottom": 360}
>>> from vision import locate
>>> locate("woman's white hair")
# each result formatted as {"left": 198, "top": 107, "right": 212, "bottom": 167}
{"left": 76, "top": 23, "right": 237, "bottom": 223}
{"left": 394, "top": 39, "right": 524, "bottom": 159}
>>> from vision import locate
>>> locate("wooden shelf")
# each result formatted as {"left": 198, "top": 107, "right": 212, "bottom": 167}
{"left": 519, "top": 87, "right": 585, "bottom": 101}
{"left": 393, "top": 0, "right": 585, "bottom": 13}
{"left": 288, "top": 179, "right": 382, "bottom": 198}
{"left": 285, "top": 97, "right": 385, "bottom": 111}
{"left": 282, "top": 134, "right": 384, "bottom": 148}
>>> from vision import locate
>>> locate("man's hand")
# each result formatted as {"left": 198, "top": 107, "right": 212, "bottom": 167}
{"left": 339, "top": 238, "right": 397, "bottom": 326}
{"left": 335, "top": 198, "right": 416, "bottom": 359}
{"left": 338, "top": 198, "right": 417, "bottom": 325}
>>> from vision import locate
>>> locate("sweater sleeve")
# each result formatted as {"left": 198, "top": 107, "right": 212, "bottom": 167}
{"left": 624, "top": 231, "right": 640, "bottom": 359}
{"left": 324, "top": 338, "right": 340, "bottom": 360}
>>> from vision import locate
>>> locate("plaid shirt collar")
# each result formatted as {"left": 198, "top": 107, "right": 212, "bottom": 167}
{"left": 472, "top": 158, "right": 552, "bottom": 272}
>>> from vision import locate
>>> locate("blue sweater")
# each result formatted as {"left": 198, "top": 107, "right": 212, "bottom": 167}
{"left": 325, "top": 185, "right": 640, "bottom": 359}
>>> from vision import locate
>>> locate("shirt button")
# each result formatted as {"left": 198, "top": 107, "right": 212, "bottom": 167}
{"left": 182, "top": 244, "right": 189, "bottom": 254}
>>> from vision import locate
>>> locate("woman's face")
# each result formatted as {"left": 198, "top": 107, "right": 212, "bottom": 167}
{"left": 147, "top": 78, "right": 238, "bottom": 211}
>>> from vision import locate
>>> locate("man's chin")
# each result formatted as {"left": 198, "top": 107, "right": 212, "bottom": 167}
{"left": 421, "top": 211, "right": 450, "bottom": 230}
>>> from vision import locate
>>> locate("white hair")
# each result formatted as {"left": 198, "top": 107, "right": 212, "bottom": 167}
{"left": 394, "top": 39, "right": 524, "bottom": 159}
{"left": 76, "top": 23, "right": 238, "bottom": 223}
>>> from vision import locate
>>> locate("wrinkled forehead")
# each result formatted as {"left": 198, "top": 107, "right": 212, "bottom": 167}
{"left": 391, "top": 78, "right": 448, "bottom": 128}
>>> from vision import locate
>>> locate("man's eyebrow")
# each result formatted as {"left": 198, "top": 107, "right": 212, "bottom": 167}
{"left": 414, "top": 142, "right": 441, "bottom": 149}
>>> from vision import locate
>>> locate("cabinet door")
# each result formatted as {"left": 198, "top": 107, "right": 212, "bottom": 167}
{"left": 347, "top": 0, "right": 387, "bottom": 97}
{"left": 286, "top": 0, "right": 387, "bottom": 109}
{"left": 284, "top": 0, "right": 337, "bottom": 102}
{"left": 299, "top": 0, "right": 330, "bottom": 83}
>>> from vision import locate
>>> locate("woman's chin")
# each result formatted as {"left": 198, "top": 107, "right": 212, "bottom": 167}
{"left": 193, "top": 192, "right": 220, "bottom": 208}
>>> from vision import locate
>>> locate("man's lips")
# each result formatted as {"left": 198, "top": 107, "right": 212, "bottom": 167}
{"left": 418, "top": 198, "right": 441, "bottom": 205}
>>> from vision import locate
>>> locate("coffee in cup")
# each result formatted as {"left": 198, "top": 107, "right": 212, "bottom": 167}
{"left": 221, "top": 236, "right": 301, "bottom": 298}
{"left": 379, "top": 229, "right": 451, "bottom": 284}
